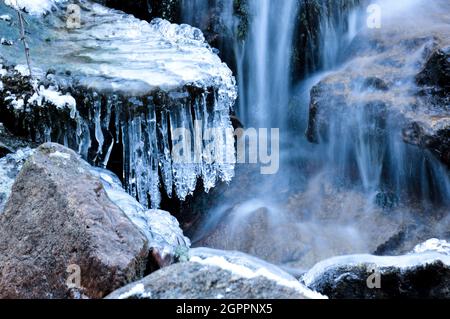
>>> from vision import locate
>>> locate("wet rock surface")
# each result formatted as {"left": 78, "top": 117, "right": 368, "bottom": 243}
{"left": 0, "top": 143, "right": 149, "bottom": 299}
{"left": 306, "top": 1, "right": 450, "bottom": 167}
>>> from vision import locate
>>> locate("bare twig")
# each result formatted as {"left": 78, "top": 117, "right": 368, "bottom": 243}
{"left": 15, "top": 1, "right": 33, "bottom": 79}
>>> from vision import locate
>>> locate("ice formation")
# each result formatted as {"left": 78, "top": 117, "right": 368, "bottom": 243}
{"left": 0, "top": 0, "right": 237, "bottom": 208}
{"left": 0, "top": 148, "right": 34, "bottom": 213}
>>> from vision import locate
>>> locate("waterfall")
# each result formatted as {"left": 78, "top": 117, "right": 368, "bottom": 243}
{"left": 308, "top": 0, "right": 450, "bottom": 203}
{"left": 179, "top": 0, "right": 449, "bottom": 268}
{"left": 181, "top": 0, "right": 299, "bottom": 129}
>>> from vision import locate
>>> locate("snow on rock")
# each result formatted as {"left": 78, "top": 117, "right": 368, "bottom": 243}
{"left": 302, "top": 247, "right": 450, "bottom": 298}
{"left": 303, "top": 252, "right": 450, "bottom": 287}
{"left": 106, "top": 249, "right": 323, "bottom": 299}
{"left": 190, "top": 248, "right": 326, "bottom": 299}
{"left": 13, "top": 65, "right": 29, "bottom": 76}
{"left": 0, "top": 66, "right": 6, "bottom": 78}
{"left": 0, "top": 14, "right": 12, "bottom": 21}
{"left": 4, "top": 0, "right": 66, "bottom": 16}
{"left": 1, "top": 38, "right": 13, "bottom": 46}
{"left": 117, "top": 284, "right": 152, "bottom": 300}
{"left": 412, "top": 239, "right": 450, "bottom": 256}
{"left": 28, "top": 86, "right": 76, "bottom": 110}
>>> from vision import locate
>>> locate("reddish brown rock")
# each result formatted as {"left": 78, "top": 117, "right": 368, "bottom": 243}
{"left": 0, "top": 143, "right": 149, "bottom": 299}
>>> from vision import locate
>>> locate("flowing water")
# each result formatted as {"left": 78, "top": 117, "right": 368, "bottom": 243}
{"left": 181, "top": 0, "right": 450, "bottom": 269}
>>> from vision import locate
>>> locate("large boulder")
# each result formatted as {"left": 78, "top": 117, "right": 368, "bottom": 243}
{"left": 106, "top": 248, "right": 324, "bottom": 299}
{"left": 303, "top": 239, "right": 450, "bottom": 299}
{"left": 0, "top": 143, "right": 150, "bottom": 299}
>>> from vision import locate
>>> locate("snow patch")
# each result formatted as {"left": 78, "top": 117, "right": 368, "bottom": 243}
{"left": 303, "top": 252, "right": 450, "bottom": 287}
{"left": 4, "top": 0, "right": 66, "bottom": 16}
{"left": 14, "top": 64, "right": 30, "bottom": 76}
{"left": 0, "top": 14, "right": 12, "bottom": 21}
{"left": 190, "top": 250, "right": 326, "bottom": 299}
{"left": 49, "top": 151, "right": 71, "bottom": 160}
{"left": 0, "top": 65, "right": 6, "bottom": 77}
{"left": 5, "top": 95, "right": 24, "bottom": 110}
{"left": 413, "top": 239, "right": 450, "bottom": 256}
{"left": 1, "top": 38, "right": 13, "bottom": 46}
{"left": 38, "top": 87, "right": 76, "bottom": 110}
{"left": 117, "top": 283, "right": 152, "bottom": 299}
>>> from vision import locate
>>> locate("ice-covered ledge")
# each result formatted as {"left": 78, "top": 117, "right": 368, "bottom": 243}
{"left": 2, "top": 0, "right": 236, "bottom": 97}
{"left": 0, "top": 0, "right": 237, "bottom": 208}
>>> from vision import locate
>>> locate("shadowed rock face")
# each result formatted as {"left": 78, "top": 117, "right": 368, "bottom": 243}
{"left": 93, "top": 0, "right": 181, "bottom": 22}
{"left": 0, "top": 143, "right": 149, "bottom": 299}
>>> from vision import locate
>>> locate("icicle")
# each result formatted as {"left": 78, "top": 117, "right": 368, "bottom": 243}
{"left": 115, "top": 98, "right": 121, "bottom": 143}
{"left": 78, "top": 118, "right": 91, "bottom": 160}
{"left": 195, "top": 93, "right": 217, "bottom": 192}
{"left": 93, "top": 94, "right": 104, "bottom": 156}
{"left": 147, "top": 100, "right": 161, "bottom": 208}
{"left": 158, "top": 110, "right": 173, "bottom": 198}
{"left": 170, "top": 102, "right": 199, "bottom": 200}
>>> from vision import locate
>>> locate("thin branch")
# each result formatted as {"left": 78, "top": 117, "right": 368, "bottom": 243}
{"left": 15, "top": 1, "right": 33, "bottom": 80}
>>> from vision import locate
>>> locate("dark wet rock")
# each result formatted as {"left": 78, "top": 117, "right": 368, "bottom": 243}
{"left": 292, "top": 0, "right": 364, "bottom": 80}
{"left": 0, "top": 143, "right": 149, "bottom": 299}
{"left": 93, "top": 0, "right": 181, "bottom": 22}
{"left": 106, "top": 248, "right": 322, "bottom": 299}
{"left": 303, "top": 241, "right": 450, "bottom": 299}
{"left": 417, "top": 46, "right": 450, "bottom": 95}
{"left": 0, "top": 124, "right": 37, "bottom": 157}
{"left": 402, "top": 119, "right": 450, "bottom": 167}
{"left": 374, "top": 190, "right": 400, "bottom": 210}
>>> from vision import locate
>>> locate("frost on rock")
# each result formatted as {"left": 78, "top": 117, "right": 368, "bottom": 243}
{"left": 0, "top": 146, "right": 190, "bottom": 260}
{"left": 190, "top": 248, "right": 326, "bottom": 299}
{"left": 90, "top": 167, "right": 191, "bottom": 260}
{"left": 0, "top": 148, "right": 34, "bottom": 213}
{"left": 0, "top": 0, "right": 237, "bottom": 208}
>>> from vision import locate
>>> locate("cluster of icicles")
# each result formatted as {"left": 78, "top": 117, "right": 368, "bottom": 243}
{"left": 31, "top": 88, "right": 236, "bottom": 209}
